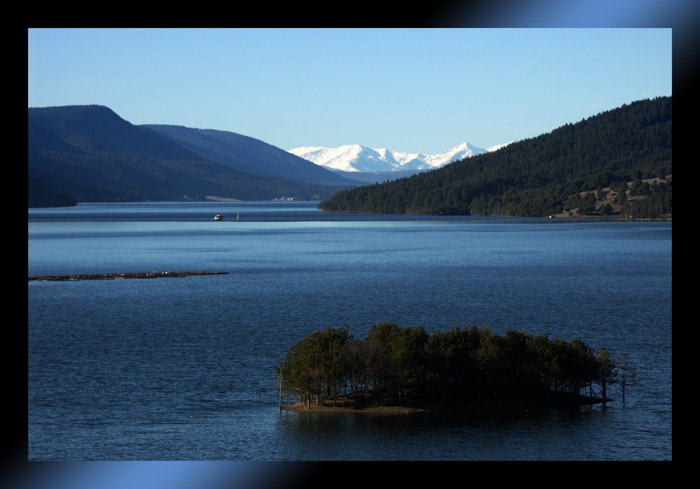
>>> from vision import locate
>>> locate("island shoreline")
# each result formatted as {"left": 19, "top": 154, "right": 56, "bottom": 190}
{"left": 281, "top": 393, "right": 608, "bottom": 415}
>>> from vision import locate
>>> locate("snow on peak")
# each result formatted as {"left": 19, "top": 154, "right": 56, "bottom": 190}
{"left": 289, "top": 141, "right": 503, "bottom": 173}
{"left": 486, "top": 141, "right": 514, "bottom": 152}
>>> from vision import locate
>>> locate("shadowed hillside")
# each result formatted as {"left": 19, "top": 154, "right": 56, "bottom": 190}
{"left": 28, "top": 105, "right": 351, "bottom": 207}
{"left": 143, "top": 124, "right": 357, "bottom": 187}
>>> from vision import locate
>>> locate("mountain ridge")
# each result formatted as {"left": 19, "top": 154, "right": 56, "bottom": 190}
{"left": 142, "top": 124, "right": 358, "bottom": 187}
{"left": 289, "top": 141, "right": 511, "bottom": 173}
{"left": 28, "top": 105, "right": 353, "bottom": 207}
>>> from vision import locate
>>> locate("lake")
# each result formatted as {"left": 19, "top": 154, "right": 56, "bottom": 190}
{"left": 28, "top": 201, "right": 672, "bottom": 461}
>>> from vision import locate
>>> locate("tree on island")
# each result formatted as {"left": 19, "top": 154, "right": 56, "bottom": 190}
{"left": 615, "top": 354, "right": 637, "bottom": 404}
{"left": 276, "top": 323, "right": 622, "bottom": 411}
{"left": 595, "top": 347, "right": 617, "bottom": 403}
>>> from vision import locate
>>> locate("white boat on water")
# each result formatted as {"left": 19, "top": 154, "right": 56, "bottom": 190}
{"left": 214, "top": 212, "right": 238, "bottom": 221}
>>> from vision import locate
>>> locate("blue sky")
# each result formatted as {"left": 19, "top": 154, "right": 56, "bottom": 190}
{"left": 28, "top": 28, "right": 671, "bottom": 154}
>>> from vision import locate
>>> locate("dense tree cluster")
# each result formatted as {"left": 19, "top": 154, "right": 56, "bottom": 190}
{"left": 622, "top": 180, "right": 672, "bottom": 219}
{"left": 276, "top": 323, "right": 619, "bottom": 410}
{"left": 319, "top": 96, "right": 671, "bottom": 217}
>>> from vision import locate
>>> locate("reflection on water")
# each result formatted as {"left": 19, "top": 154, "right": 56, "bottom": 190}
{"left": 272, "top": 404, "right": 622, "bottom": 461}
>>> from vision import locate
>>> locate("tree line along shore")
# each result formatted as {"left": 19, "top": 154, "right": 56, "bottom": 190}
{"left": 276, "top": 323, "right": 635, "bottom": 414}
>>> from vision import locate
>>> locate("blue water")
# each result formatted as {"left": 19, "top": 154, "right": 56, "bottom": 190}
{"left": 28, "top": 202, "right": 672, "bottom": 460}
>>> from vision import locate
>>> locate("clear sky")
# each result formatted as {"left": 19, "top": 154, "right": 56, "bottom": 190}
{"left": 28, "top": 28, "right": 671, "bottom": 154}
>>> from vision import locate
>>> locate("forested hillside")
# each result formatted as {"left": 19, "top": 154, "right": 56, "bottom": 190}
{"left": 319, "top": 97, "right": 672, "bottom": 218}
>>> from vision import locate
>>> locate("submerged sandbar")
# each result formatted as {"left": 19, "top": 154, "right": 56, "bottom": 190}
{"left": 28, "top": 271, "right": 228, "bottom": 282}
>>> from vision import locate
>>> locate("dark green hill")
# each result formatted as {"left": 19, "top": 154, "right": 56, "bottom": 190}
{"left": 28, "top": 105, "right": 349, "bottom": 207}
{"left": 319, "top": 96, "right": 672, "bottom": 217}
{"left": 143, "top": 124, "right": 357, "bottom": 187}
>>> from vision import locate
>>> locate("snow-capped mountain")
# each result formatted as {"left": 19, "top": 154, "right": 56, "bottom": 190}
{"left": 288, "top": 141, "right": 510, "bottom": 173}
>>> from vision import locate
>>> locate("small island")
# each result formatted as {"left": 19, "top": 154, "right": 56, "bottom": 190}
{"left": 276, "top": 323, "right": 621, "bottom": 414}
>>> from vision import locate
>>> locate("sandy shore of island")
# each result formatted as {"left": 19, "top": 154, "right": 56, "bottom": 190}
{"left": 280, "top": 393, "right": 607, "bottom": 415}
{"left": 281, "top": 401, "right": 429, "bottom": 414}
{"left": 280, "top": 394, "right": 431, "bottom": 414}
